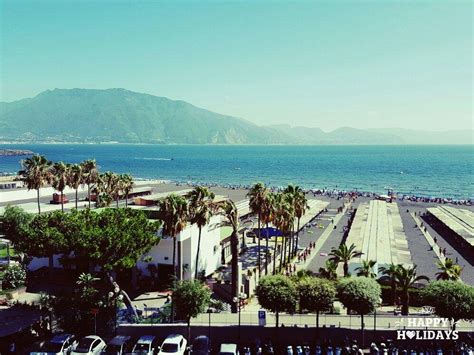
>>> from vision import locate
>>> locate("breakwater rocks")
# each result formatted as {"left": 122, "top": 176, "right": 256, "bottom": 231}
{"left": 0, "top": 149, "right": 34, "bottom": 156}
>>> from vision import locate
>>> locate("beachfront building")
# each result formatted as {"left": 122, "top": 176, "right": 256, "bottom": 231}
{"left": 344, "top": 200, "right": 413, "bottom": 276}
{"left": 426, "top": 206, "right": 474, "bottom": 256}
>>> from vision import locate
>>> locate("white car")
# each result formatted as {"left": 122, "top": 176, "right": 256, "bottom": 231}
{"left": 132, "top": 335, "right": 158, "bottom": 355}
{"left": 157, "top": 334, "right": 188, "bottom": 355}
{"left": 30, "top": 334, "right": 78, "bottom": 355}
{"left": 71, "top": 336, "right": 106, "bottom": 355}
{"left": 219, "top": 344, "right": 239, "bottom": 355}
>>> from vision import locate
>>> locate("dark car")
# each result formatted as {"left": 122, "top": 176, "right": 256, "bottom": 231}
{"left": 190, "top": 336, "right": 211, "bottom": 355}
{"left": 30, "top": 333, "right": 77, "bottom": 355}
{"left": 101, "top": 335, "right": 134, "bottom": 354}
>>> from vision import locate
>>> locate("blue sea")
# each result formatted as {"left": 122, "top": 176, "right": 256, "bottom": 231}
{"left": 1, "top": 144, "right": 473, "bottom": 199}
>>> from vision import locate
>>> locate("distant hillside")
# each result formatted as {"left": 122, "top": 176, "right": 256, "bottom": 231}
{"left": 0, "top": 88, "right": 284, "bottom": 144}
{"left": 1, "top": 89, "right": 472, "bottom": 145}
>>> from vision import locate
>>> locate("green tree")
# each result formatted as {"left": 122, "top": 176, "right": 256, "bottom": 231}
{"left": 355, "top": 259, "right": 377, "bottom": 278}
{"left": 273, "top": 193, "right": 295, "bottom": 271}
{"left": 255, "top": 275, "right": 298, "bottom": 328}
{"left": 436, "top": 258, "right": 463, "bottom": 281}
{"left": 157, "top": 194, "right": 189, "bottom": 281}
{"left": 394, "top": 264, "right": 429, "bottom": 315}
{"left": 261, "top": 192, "right": 275, "bottom": 275}
{"left": 337, "top": 277, "right": 381, "bottom": 345}
{"left": 17, "top": 211, "right": 70, "bottom": 278}
{"left": 297, "top": 277, "right": 336, "bottom": 330}
{"left": 187, "top": 186, "right": 216, "bottom": 279}
{"left": 318, "top": 260, "right": 338, "bottom": 281}
{"left": 51, "top": 161, "right": 69, "bottom": 211}
{"left": 173, "top": 280, "right": 211, "bottom": 340}
{"left": 97, "top": 172, "right": 120, "bottom": 207}
{"left": 118, "top": 174, "right": 134, "bottom": 207}
{"left": 422, "top": 280, "right": 474, "bottom": 328}
{"left": 80, "top": 159, "right": 99, "bottom": 208}
{"left": 69, "top": 208, "right": 161, "bottom": 319}
{"left": 378, "top": 263, "right": 399, "bottom": 306}
{"left": 284, "top": 185, "right": 308, "bottom": 258}
{"left": 67, "top": 163, "right": 83, "bottom": 209}
{"left": 248, "top": 183, "right": 268, "bottom": 275}
{"left": 2, "top": 265, "right": 27, "bottom": 289}
{"left": 329, "top": 243, "right": 362, "bottom": 277}
{"left": 218, "top": 200, "right": 240, "bottom": 312}
{"left": 19, "top": 154, "right": 52, "bottom": 214}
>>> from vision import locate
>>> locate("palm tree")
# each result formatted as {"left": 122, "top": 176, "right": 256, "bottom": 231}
{"left": 76, "top": 272, "right": 100, "bottom": 289}
{"left": 318, "top": 260, "right": 338, "bottom": 281}
{"left": 218, "top": 200, "right": 240, "bottom": 312}
{"left": 248, "top": 183, "right": 268, "bottom": 275}
{"left": 329, "top": 243, "right": 363, "bottom": 277}
{"left": 51, "top": 161, "right": 69, "bottom": 211}
{"left": 394, "top": 264, "right": 429, "bottom": 315}
{"left": 355, "top": 259, "right": 377, "bottom": 278}
{"left": 80, "top": 160, "right": 99, "bottom": 208}
{"left": 97, "top": 172, "right": 119, "bottom": 207}
{"left": 273, "top": 192, "right": 295, "bottom": 272}
{"left": 187, "top": 186, "right": 216, "bottom": 279}
{"left": 67, "top": 163, "right": 83, "bottom": 209}
{"left": 436, "top": 258, "right": 463, "bottom": 281}
{"left": 261, "top": 192, "right": 275, "bottom": 275}
{"left": 118, "top": 174, "right": 134, "bottom": 207}
{"left": 157, "top": 194, "right": 189, "bottom": 281}
{"left": 379, "top": 263, "right": 399, "bottom": 306}
{"left": 285, "top": 185, "right": 309, "bottom": 257}
{"left": 20, "top": 155, "right": 52, "bottom": 214}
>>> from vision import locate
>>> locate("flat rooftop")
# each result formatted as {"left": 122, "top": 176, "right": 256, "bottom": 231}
{"left": 427, "top": 206, "right": 474, "bottom": 247}
{"left": 346, "top": 200, "right": 412, "bottom": 269}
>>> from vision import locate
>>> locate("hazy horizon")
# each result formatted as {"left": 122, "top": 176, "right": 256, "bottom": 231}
{"left": 1, "top": 0, "right": 472, "bottom": 131}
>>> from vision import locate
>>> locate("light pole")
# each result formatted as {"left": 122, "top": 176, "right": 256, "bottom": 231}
{"left": 207, "top": 308, "right": 212, "bottom": 338}
{"left": 233, "top": 293, "right": 247, "bottom": 346}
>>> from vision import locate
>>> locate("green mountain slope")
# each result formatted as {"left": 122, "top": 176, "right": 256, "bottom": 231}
{"left": 0, "top": 88, "right": 284, "bottom": 144}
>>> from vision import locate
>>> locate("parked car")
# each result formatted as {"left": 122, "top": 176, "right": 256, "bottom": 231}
{"left": 71, "top": 336, "right": 106, "bottom": 355}
{"left": 30, "top": 334, "right": 78, "bottom": 355}
{"left": 190, "top": 336, "right": 211, "bottom": 355}
{"left": 157, "top": 334, "right": 187, "bottom": 355}
{"left": 101, "top": 335, "right": 134, "bottom": 354}
{"left": 133, "top": 335, "right": 158, "bottom": 355}
{"left": 219, "top": 344, "right": 239, "bottom": 355}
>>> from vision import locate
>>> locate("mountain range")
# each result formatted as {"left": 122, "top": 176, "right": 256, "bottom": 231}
{"left": 0, "top": 88, "right": 471, "bottom": 145}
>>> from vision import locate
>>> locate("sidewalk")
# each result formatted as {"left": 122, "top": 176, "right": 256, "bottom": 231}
{"left": 296, "top": 202, "right": 351, "bottom": 272}
{"left": 411, "top": 213, "right": 444, "bottom": 262}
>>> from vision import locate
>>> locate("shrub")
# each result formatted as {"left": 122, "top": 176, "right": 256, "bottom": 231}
{"left": 3, "top": 265, "right": 27, "bottom": 289}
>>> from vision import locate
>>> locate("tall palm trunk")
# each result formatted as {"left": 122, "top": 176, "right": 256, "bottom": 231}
{"left": 280, "top": 235, "right": 286, "bottom": 270}
{"left": 401, "top": 289, "right": 409, "bottom": 315}
{"left": 257, "top": 215, "right": 261, "bottom": 275}
{"left": 231, "top": 231, "right": 239, "bottom": 313}
{"left": 172, "top": 237, "right": 177, "bottom": 279}
{"left": 273, "top": 233, "right": 278, "bottom": 275}
{"left": 194, "top": 227, "right": 203, "bottom": 279}
{"left": 265, "top": 223, "right": 270, "bottom": 275}
{"left": 60, "top": 191, "right": 64, "bottom": 212}
{"left": 288, "top": 230, "right": 293, "bottom": 261}
{"left": 87, "top": 184, "right": 91, "bottom": 208}
{"left": 295, "top": 218, "right": 301, "bottom": 256}
{"left": 75, "top": 189, "right": 78, "bottom": 209}
{"left": 125, "top": 193, "right": 129, "bottom": 207}
{"left": 343, "top": 261, "right": 349, "bottom": 277}
{"left": 37, "top": 189, "right": 41, "bottom": 214}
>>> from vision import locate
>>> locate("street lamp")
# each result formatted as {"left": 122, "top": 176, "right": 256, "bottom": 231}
{"left": 233, "top": 293, "right": 247, "bottom": 346}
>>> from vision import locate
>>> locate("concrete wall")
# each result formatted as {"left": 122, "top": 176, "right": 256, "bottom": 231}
{"left": 136, "top": 215, "right": 223, "bottom": 280}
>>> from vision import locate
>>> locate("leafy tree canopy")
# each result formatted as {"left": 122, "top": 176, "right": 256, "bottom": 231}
{"left": 422, "top": 281, "right": 474, "bottom": 322}
{"left": 256, "top": 275, "right": 298, "bottom": 314}
{"left": 297, "top": 276, "right": 336, "bottom": 314}
{"left": 337, "top": 277, "right": 381, "bottom": 315}
{"left": 173, "top": 280, "right": 211, "bottom": 321}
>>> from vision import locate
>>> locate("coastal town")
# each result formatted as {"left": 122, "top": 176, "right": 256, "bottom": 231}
{"left": 0, "top": 155, "right": 472, "bottom": 354}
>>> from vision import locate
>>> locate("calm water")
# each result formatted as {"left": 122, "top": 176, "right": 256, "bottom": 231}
{"left": 1, "top": 144, "right": 473, "bottom": 199}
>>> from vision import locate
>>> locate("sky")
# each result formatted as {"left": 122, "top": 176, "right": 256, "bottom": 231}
{"left": 0, "top": 0, "right": 472, "bottom": 131}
